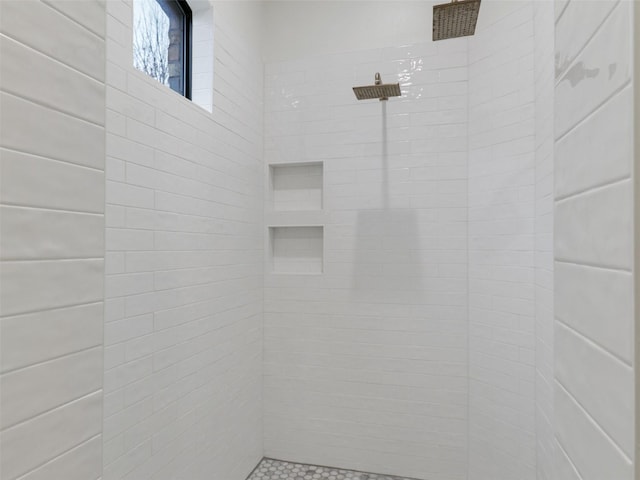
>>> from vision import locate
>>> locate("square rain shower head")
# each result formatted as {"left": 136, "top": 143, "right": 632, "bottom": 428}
{"left": 353, "top": 83, "right": 401, "bottom": 101}
{"left": 433, "top": 0, "right": 481, "bottom": 41}
{"left": 353, "top": 73, "right": 401, "bottom": 101}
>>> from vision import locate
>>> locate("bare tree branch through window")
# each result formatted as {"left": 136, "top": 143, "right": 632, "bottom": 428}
{"left": 133, "top": 0, "right": 191, "bottom": 97}
{"left": 133, "top": 0, "right": 170, "bottom": 86}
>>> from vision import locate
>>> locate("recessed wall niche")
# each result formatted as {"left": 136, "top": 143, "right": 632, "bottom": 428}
{"left": 269, "top": 162, "right": 323, "bottom": 211}
{"left": 269, "top": 226, "right": 324, "bottom": 274}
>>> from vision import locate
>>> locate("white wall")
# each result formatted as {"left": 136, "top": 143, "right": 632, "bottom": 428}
{"left": 533, "top": 2, "right": 555, "bottom": 479}
{"left": 553, "top": 0, "right": 635, "bottom": 478}
{"left": 103, "top": 1, "right": 264, "bottom": 478}
{"left": 262, "top": 6, "right": 469, "bottom": 477}
{"left": 467, "top": 1, "right": 537, "bottom": 478}
{"left": 636, "top": 3, "right": 640, "bottom": 475}
{"left": 4, "top": 2, "right": 637, "bottom": 479}
{"left": 263, "top": 1, "right": 435, "bottom": 62}
{"left": 0, "top": 1, "right": 106, "bottom": 479}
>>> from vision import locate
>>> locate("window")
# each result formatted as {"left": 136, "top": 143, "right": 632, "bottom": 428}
{"left": 133, "top": 0, "right": 192, "bottom": 98}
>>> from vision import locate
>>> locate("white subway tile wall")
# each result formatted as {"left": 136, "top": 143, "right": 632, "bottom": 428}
{"left": 263, "top": 39, "right": 470, "bottom": 480}
{"left": 533, "top": 1, "right": 555, "bottom": 479}
{"left": 467, "top": 2, "right": 537, "bottom": 479}
{"left": 0, "top": 1, "right": 106, "bottom": 479}
{"left": 190, "top": 6, "right": 215, "bottom": 113}
{"left": 1, "top": 2, "right": 636, "bottom": 480}
{"left": 103, "top": 1, "right": 264, "bottom": 479}
{"left": 553, "top": 1, "right": 635, "bottom": 478}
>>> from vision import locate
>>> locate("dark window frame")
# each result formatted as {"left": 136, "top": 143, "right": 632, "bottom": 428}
{"left": 175, "top": 0, "right": 192, "bottom": 100}
{"left": 158, "top": 0, "right": 192, "bottom": 99}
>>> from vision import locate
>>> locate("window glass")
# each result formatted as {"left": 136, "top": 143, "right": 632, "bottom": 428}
{"left": 133, "top": 0, "right": 191, "bottom": 97}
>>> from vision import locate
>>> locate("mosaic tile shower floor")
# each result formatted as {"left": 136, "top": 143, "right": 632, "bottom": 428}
{"left": 248, "top": 458, "right": 415, "bottom": 480}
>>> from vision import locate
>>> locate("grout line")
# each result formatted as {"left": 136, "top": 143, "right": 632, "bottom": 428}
{"left": 0, "top": 299, "right": 104, "bottom": 320}
{"left": 554, "top": 258, "right": 632, "bottom": 274}
{"left": 0, "top": 87, "right": 105, "bottom": 129}
{"left": 555, "top": 80, "right": 631, "bottom": 144}
{"left": 0, "top": 30, "right": 104, "bottom": 83}
{"left": 244, "top": 457, "right": 265, "bottom": 480}
{"left": 0, "top": 390, "right": 102, "bottom": 434}
{"left": 555, "top": 439, "right": 585, "bottom": 480}
{"left": 0, "top": 146, "right": 105, "bottom": 173}
{"left": 554, "top": 0, "right": 621, "bottom": 84}
{"left": 0, "top": 145, "right": 104, "bottom": 175}
{"left": 0, "top": 301, "right": 103, "bottom": 320}
{"left": 554, "top": 175, "right": 631, "bottom": 204}
{"left": 555, "top": 318, "right": 633, "bottom": 369}
{"left": 40, "top": 0, "right": 106, "bottom": 40}
{"left": 554, "top": 0, "right": 571, "bottom": 25}
{"left": 555, "top": 379, "right": 633, "bottom": 464}
{"left": 1, "top": 257, "right": 104, "bottom": 263}
{"left": 13, "top": 433, "right": 103, "bottom": 480}
{"left": 0, "top": 345, "right": 102, "bottom": 378}
{"left": 0, "top": 203, "right": 104, "bottom": 217}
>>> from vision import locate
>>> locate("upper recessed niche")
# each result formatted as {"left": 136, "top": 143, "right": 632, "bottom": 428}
{"left": 269, "top": 162, "right": 323, "bottom": 211}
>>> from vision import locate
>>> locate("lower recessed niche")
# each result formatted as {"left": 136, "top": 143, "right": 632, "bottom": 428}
{"left": 269, "top": 226, "right": 323, "bottom": 274}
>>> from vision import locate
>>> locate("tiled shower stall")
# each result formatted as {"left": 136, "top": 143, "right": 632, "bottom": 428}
{"left": 0, "top": 1, "right": 637, "bottom": 480}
